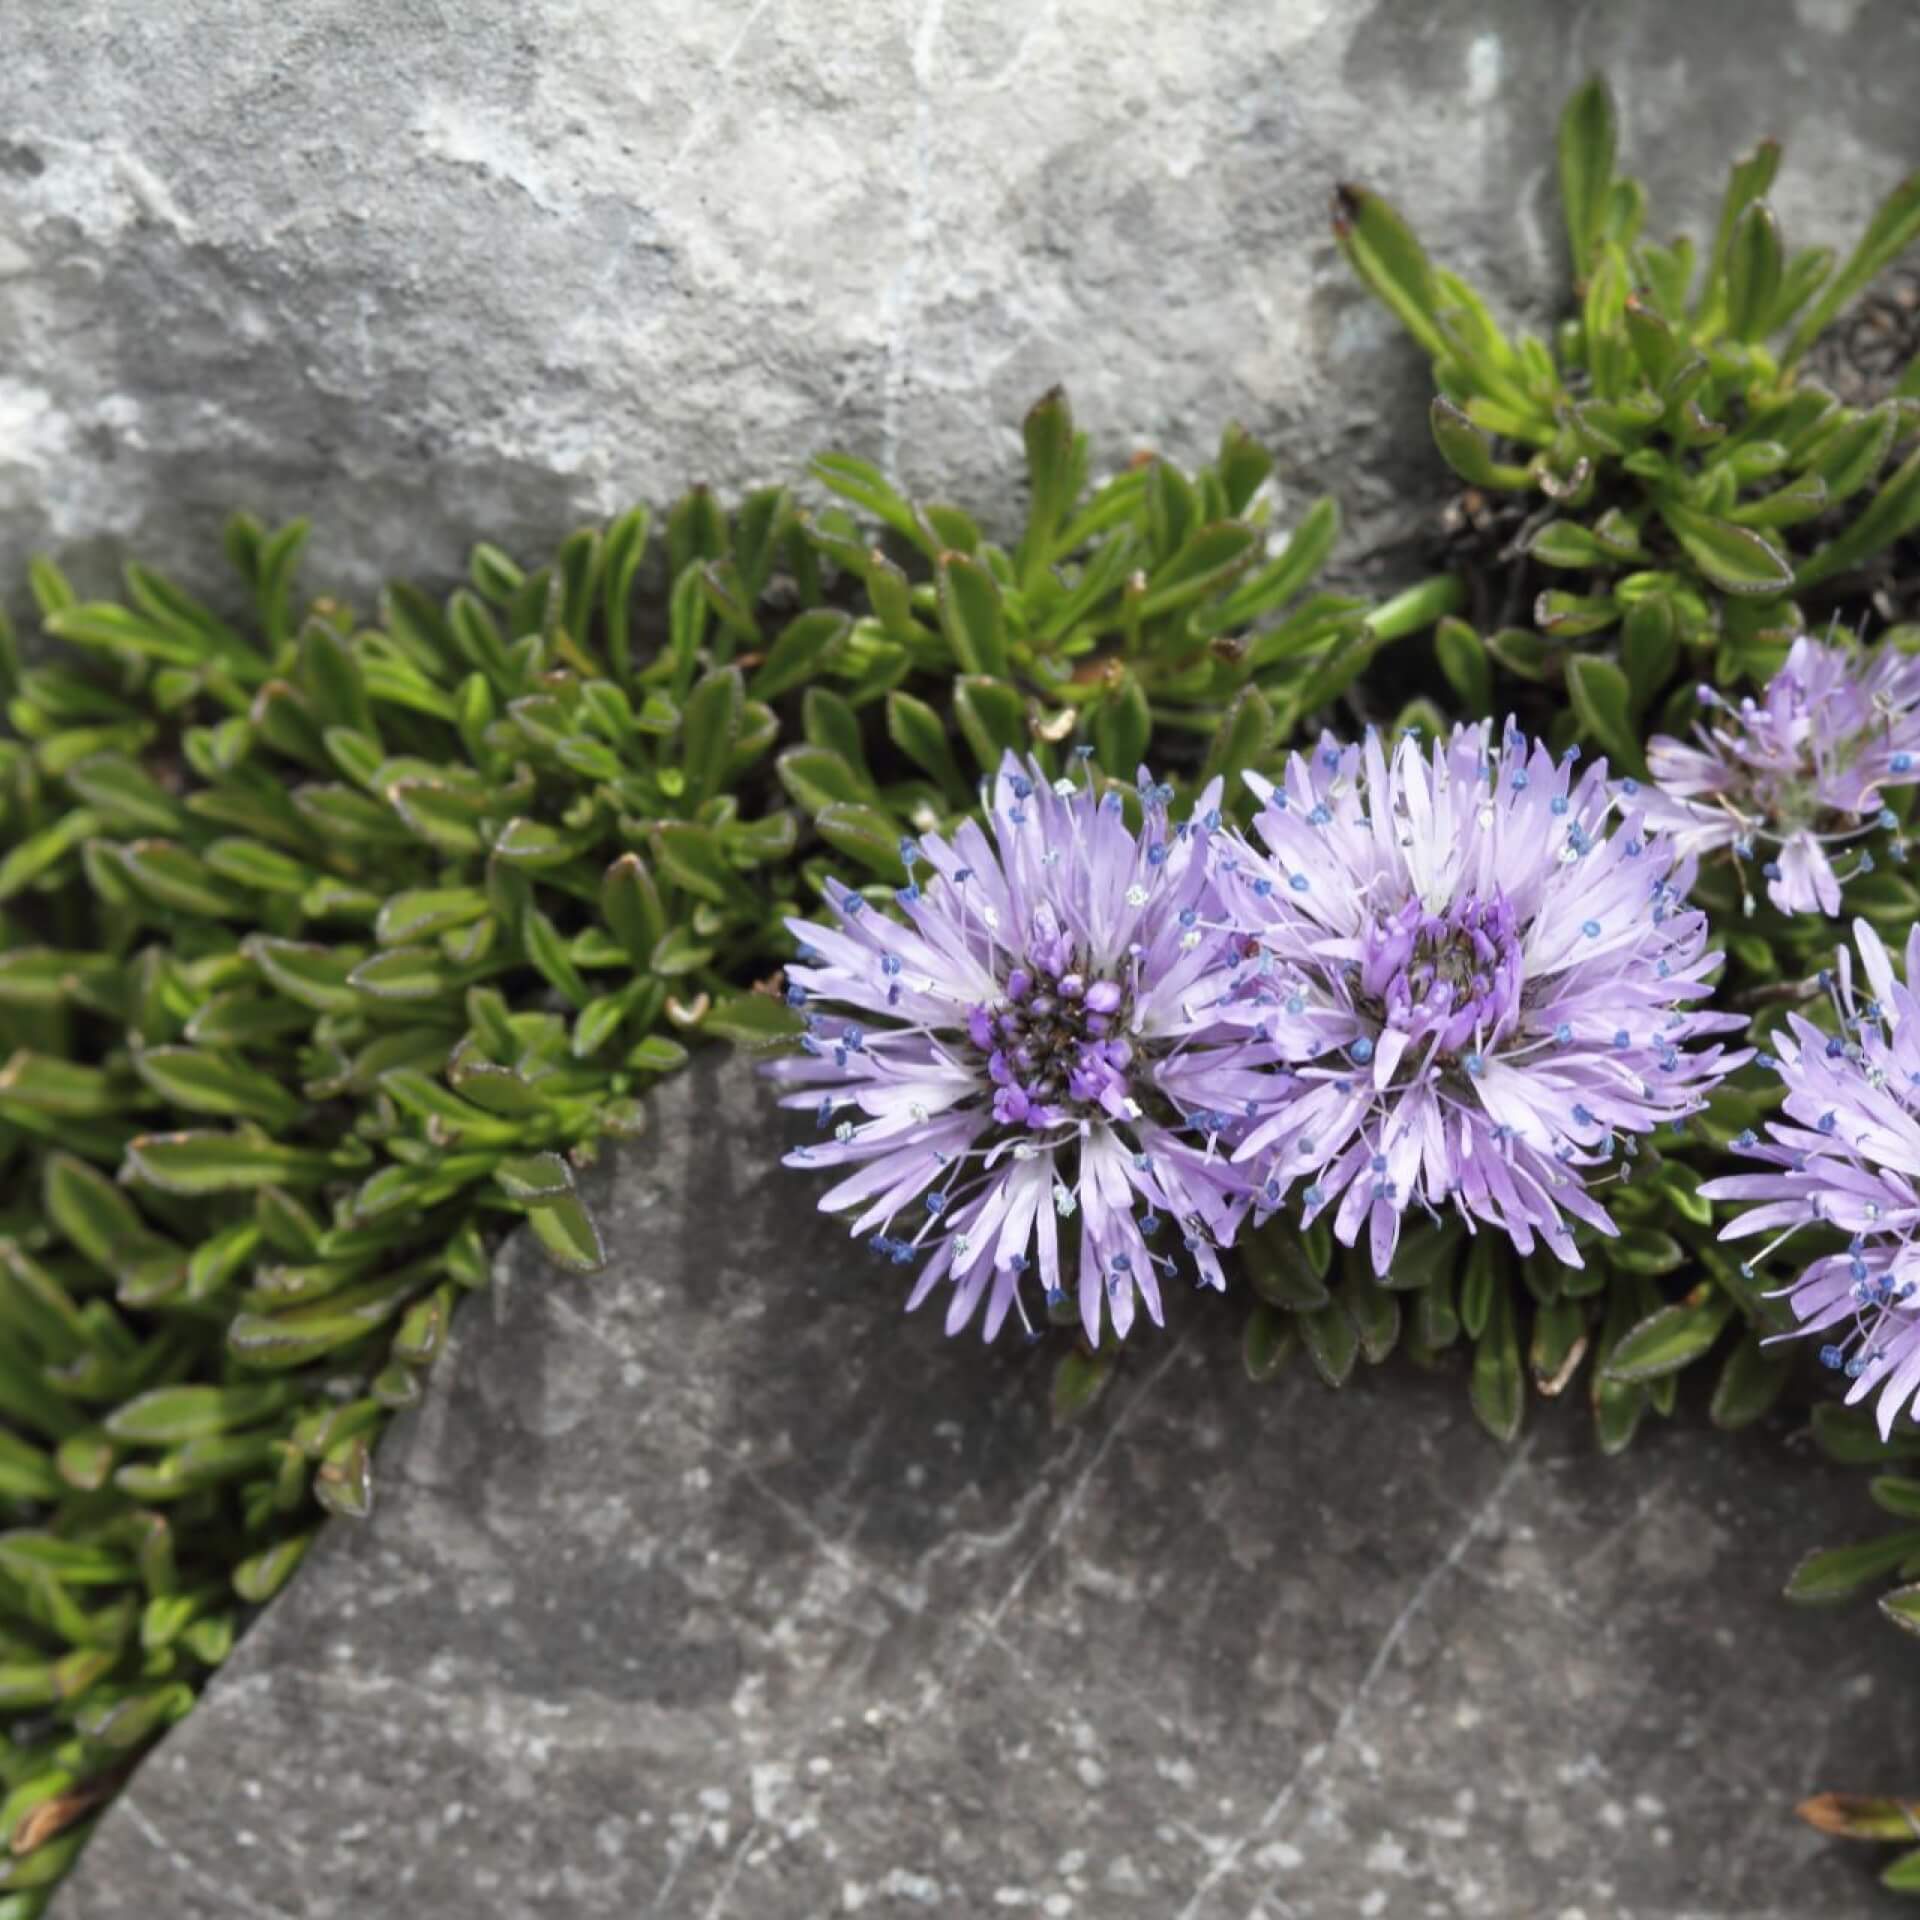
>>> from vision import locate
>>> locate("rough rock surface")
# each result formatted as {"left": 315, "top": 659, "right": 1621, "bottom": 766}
{"left": 59, "top": 1052, "right": 1920, "bottom": 1919}
{"left": 5, "top": 2, "right": 1918, "bottom": 610}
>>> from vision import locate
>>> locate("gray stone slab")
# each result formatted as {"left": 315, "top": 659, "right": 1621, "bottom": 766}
{"left": 4, "top": 1, "right": 1918, "bottom": 610}
{"left": 57, "top": 1051, "right": 1920, "bottom": 1920}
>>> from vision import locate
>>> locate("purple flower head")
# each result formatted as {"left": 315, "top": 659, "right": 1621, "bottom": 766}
{"left": 1634, "top": 634, "right": 1920, "bottom": 916}
{"left": 1218, "top": 722, "right": 1751, "bottom": 1274}
{"left": 1701, "top": 920, "right": 1920, "bottom": 1436}
{"left": 770, "top": 754, "right": 1270, "bottom": 1344}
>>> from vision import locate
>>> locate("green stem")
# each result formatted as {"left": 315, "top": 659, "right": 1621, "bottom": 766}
{"left": 1366, "top": 572, "right": 1466, "bottom": 643}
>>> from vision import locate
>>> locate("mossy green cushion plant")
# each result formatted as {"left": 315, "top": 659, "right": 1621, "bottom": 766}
{"left": 1338, "top": 76, "right": 1920, "bottom": 762}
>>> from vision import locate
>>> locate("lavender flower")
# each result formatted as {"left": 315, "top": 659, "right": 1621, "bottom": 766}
{"left": 1217, "top": 722, "right": 1750, "bottom": 1274}
{"left": 1701, "top": 920, "right": 1920, "bottom": 1436}
{"left": 1634, "top": 634, "right": 1920, "bottom": 917}
{"left": 770, "top": 754, "right": 1269, "bottom": 1344}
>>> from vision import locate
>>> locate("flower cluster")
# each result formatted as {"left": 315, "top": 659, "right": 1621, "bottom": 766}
{"left": 1218, "top": 726, "right": 1750, "bottom": 1274}
{"left": 1703, "top": 921, "right": 1920, "bottom": 1438}
{"left": 776, "top": 732, "right": 1755, "bottom": 1341}
{"left": 770, "top": 756, "right": 1271, "bottom": 1344}
{"left": 1635, "top": 634, "right": 1920, "bottom": 917}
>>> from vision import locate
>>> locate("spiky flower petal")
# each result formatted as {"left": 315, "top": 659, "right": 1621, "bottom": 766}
{"left": 1702, "top": 920, "right": 1920, "bottom": 1436}
{"left": 770, "top": 755, "right": 1267, "bottom": 1344}
{"left": 1218, "top": 722, "right": 1750, "bottom": 1273}
{"left": 1635, "top": 634, "right": 1920, "bottom": 916}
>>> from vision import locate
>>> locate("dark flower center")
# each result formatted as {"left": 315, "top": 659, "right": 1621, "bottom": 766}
{"left": 1358, "top": 889, "right": 1523, "bottom": 1058}
{"left": 967, "top": 953, "right": 1133, "bottom": 1129}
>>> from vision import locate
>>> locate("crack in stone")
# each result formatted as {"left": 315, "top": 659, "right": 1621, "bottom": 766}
{"left": 109, "top": 1794, "right": 301, "bottom": 1920}
{"left": 904, "top": 1330, "right": 1192, "bottom": 1727}
{"left": 664, "top": 0, "right": 786, "bottom": 180}
{"left": 697, "top": 1820, "right": 763, "bottom": 1919}
{"left": 880, "top": 0, "right": 946, "bottom": 476}
{"left": 1172, "top": 1432, "right": 1542, "bottom": 1920}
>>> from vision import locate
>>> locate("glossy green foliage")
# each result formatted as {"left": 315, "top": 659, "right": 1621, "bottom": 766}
{"left": 1340, "top": 77, "right": 1920, "bottom": 752}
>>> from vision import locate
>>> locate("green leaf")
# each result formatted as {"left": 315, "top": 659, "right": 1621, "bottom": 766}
{"left": 1485, "top": 626, "right": 1557, "bottom": 681}
{"left": 243, "top": 936, "right": 363, "bottom": 1015}
{"left": 1300, "top": 1299, "right": 1358, "bottom": 1388}
{"left": 1704, "top": 138, "right": 1780, "bottom": 315}
{"left": 203, "top": 837, "right": 313, "bottom": 896}
{"left": 1199, "top": 683, "right": 1274, "bottom": 790}
{"left": 125, "top": 1130, "right": 341, "bottom": 1195}
{"left": 1619, "top": 597, "right": 1677, "bottom": 712}
{"left": 1528, "top": 1294, "right": 1590, "bottom": 1396}
{"left": 936, "top": 552, "right": 1010, "bottom": 678}
{"left": 1533, "top": 591, "right": 1617, "bottom": 639}
{"left": 1556, "top": 76, "right": 1617, "bottom": 273}
{"left": 1806, "top": 400, "right": 1896, "bottom": 503}
{"left": 1138, "top": 521, "right": 1259, "bottom": 621}
{"left": 649, "top": 924, "right": 715, "bottom": 977}
{"left": 1707, "top": 1331, "right": 1791, "bottom": 1431}
{"left": 886, "top": 689, "right": 970, "bottom": 804}
{"left": 951, "top": 676, "right": 1029, "bottom": 774}
{"left": 1786, "top": 168, "right": 1920, "bottom": 363}
{"left": 1722, "top": 200, "right": 1782, "bottom": 341}
{"left": 1091, "top": 677, "right": 1150, "bottom": 777}
{"left": 232, "top": 1531, "right": 314, "bottom": 1603}
{"left": 1429, "top": 398, "right": 1528, "bottom": 490}
{"left": 1798, "top": 1791, "right": 1920, "bottom": 1842}
{"left": 628, "top": 1034, "right": 690, "bottom": 1075}
{"left": 1798, "top": 443, "right": 1920, "bottom": 585}
{"left": 523, "top": 907, "right": 589, "bottom": 1008}
{"left": 680, "top": 666, "right": 744, "bottom": 809}
{"left": 1604, "top": 1227, "right": 1685, "bottom": 1277}
{"left": 1016, "top": 385, "right": 1079, "bottom": 588}
{"left": 702, "top": 992, "right": 806, "bottom": 1049}
{"left": 295, "top": 622, "right": 374, "bottom": 736}
{"left": 1601, "top": 1285, "right": 1735, "bottom": 1383}
{"left": 1784, "top": 1528, "right": 1920, "bottom": 1603}
{"left": 0, "top": 1051, "right": 125, "bottom": 1118}
{"left": 776, "top": 744, "right": 871, "bottom": 815}
{"left": 808, "top": 452, "right": 930, "bottom": 553}
{"left": 1051, "top": 1347, "right": 1112, "bottom": 1424}
{"left": 376, "top": 887, "right": 491, "bottom": 946}
{"left": 600, "top": 505, "right": 651, "bottom": 682}
{"left": 1656, "top": 502, "right": 1793, "bottom": 595}
{"left": 228, "top": 1265, "right": 433, "bottom": 1369}
{"left": 493, "top": 1152, "right": 575, "bottom": 1202}
{"left": 43, "top": 1152, "right": 161, "bottom": 1272}
{"left": 1565, "top": 655, "right": 1646, "bottom": 779}
{"left": 749, "top": 610, "right": 852, "bottom": 702}
{"left": 131, "top": 1047, "right": 306, "bottom": 1128}
{"left": 815, "top": 802, "right": 911, "bottom": 883}
{"left": 63, "top": 752, "right": 184, "bottom": 833}
{"left": 348, "top": 945, "right": 462, "bottom": 1003}
{"left": 1528, "top": 521, "right": 1622, "bottom": 570}
{"left": 1242, "top": 1301, "right": 1296, "bottom": 1384}
{"left": 1871, "top": 1476, "right": 1920, "bottom": 1521}
{"left": 526, "top": 1192, "right": 607, "bottom": 1273}
{"left": 386, "top": 778, "right": 487, "bottom": 854}
{"left": 105, "top": 1383, "right": 297, "bottom": 1447}
{"left": 1202, "top": 497, "right": 1339, "bottom": 633}
{"left": 491, "top": 816, "right": 584, "bottom": 870}
{"left": 601, "top": 854, "right": 666, "bottom": 965}
{"left": 1469, "top": 1276, "right": 1524, "bottom": 1443}
{"left": 0, "top": 808, "right": 106, "bottom": 903}
{"left": 653, "top": 821, "right": 752, "bottom": 908}
{"left": 1879, "top": 1583, "right": 1920, "bottom": 1636}
{"left": 46, "top": 601, "right": 214, "bottom": 671}
{"left": 1333, "top": 184, "right": 1450, "bottom": 363}
{"left": 1812, "top": 1402, "right": 1920, "bottom": 1466}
